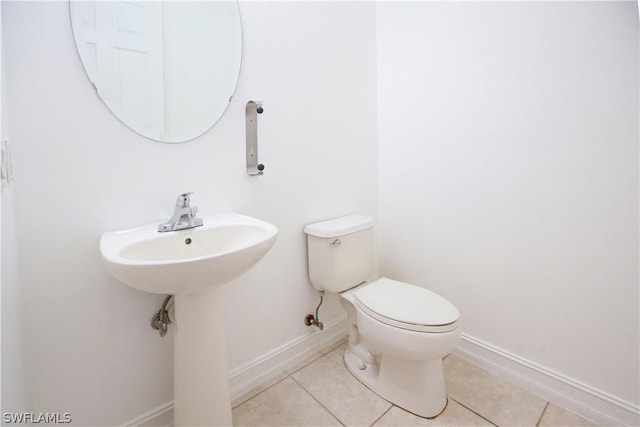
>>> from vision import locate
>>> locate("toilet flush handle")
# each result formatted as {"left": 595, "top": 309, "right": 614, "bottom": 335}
{"left": 330, "top": 239, "right": 342, "bottom": 247}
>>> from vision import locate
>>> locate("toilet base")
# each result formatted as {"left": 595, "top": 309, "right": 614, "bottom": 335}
{"left": 344, "top": 347, "right": 448, "bottom": 418}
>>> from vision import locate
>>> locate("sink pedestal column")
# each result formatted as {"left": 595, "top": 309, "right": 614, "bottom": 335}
{"left": 174, "top": 286, "right": 232, "bottom": 426}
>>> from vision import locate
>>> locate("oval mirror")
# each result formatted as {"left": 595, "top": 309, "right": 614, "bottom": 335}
{"left": 70, "top": 1, "right": 242, "bottom": 143}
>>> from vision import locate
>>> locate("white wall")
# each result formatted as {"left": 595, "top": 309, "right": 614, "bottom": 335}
{"left": 377, "top": 0, "right": 638, "bottom": 411}
{"left": 1, "top": 4, "right": 27, "bottom": 414}
{"left": 2, "top": 1, "right": 377, "bottom": 424}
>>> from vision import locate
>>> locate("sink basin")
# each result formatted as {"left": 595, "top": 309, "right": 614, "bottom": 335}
{"left": 100, "top": 213, "right": 278, "bottom": 294}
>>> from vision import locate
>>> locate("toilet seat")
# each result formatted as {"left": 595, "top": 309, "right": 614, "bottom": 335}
{"left": 354, "top": 278, "right": 460, "bottom": 333}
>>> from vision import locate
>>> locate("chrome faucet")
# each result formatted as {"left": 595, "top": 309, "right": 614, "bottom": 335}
{"left": 158, "top": 192, "right": 204, "bottom": 232}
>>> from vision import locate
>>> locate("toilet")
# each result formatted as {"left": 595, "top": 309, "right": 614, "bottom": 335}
{"left": 304, "top": 214, "right": 461, "bottom": 418}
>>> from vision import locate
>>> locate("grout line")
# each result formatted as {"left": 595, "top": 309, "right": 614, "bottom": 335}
{"left": 369, "top": 404, "right": 394, "bottom": 426}
{"left": 233, "top": 338, "right": 347, "bottom": 409}
{"left": 284, "top": 356, "right": 321, "bottom": 376}
{"left": 231, "top": 373, "right": 291, "bottom": 409}
{"left": 286, "top": 337, "right": 348, "bottom": 376}
{"left": 235, "top": 345, "right": 347, "bottom": 424}
{"left": 536, "top": 401, "right": 551, "bottom": 427}
{"left": 449, "top": 397, "right": 500, "bottom": 427}
{"left": 289, "top": 374, "right": 346, "bottom": 427}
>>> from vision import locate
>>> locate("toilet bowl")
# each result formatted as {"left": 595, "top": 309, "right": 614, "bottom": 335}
{"left": 304, "top": 215, "right": 461, "bottom": 418}
{"left": 340, "top": 278, "right": 460, "bottom": 417}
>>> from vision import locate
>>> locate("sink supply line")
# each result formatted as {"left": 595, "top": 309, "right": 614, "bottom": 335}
{"left": 151, "top": 295, "right": 173, "bottom": 337}
{"left": 305, "top": 291, "right": 325, "bottom": 330}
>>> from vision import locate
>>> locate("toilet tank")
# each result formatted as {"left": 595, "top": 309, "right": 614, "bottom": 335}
{"left": 304, "top": 214, "right": 374, "bottom": 293}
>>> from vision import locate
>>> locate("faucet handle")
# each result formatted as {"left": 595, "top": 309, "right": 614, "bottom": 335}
{"left": 176, "top": 192, "right": 193, "bottom": 208}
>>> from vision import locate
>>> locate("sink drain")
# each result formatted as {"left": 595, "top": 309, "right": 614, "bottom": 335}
{"left": 185, "top": 238, "right": 192, "bottom": 245}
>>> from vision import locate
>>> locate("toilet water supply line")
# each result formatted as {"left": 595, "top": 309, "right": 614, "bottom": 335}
{"left": 305, "top": 291, "right": 325, "bottom": 331}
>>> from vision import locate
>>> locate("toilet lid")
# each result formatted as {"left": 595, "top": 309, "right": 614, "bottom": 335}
{"left": 355, "top": 278, "right": 460, "bottom": 333}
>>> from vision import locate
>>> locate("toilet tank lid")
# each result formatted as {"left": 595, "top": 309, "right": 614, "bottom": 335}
{"left": 304, "top": 214, "right": 374, "bottom": 238}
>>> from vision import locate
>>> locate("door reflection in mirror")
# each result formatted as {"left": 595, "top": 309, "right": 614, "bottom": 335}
{"left": 70, "top": 1, "right": 242, "bottom": 143}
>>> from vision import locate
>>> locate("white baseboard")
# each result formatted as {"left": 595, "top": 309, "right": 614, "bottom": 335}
{"left": 455, "top": 333, "right": 640, "bottom": 427}
{"left": 123, "top": 401, "right": 173, "bottom": 427}
{"left": 124, "top": 314, "right": 347, "bottom": 427}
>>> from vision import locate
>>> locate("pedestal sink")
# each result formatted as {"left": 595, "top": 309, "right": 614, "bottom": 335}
{"left": 100, "top": 213, "right": 278, "bottom": 426}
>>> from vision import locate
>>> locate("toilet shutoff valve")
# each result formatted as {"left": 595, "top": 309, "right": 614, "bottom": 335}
{"left": 305, "top": 291, "right": 325, "bottom": 331}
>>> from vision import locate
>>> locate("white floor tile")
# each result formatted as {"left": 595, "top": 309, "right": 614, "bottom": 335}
{"left": 292, "top": 345, "right": 392, "bottom": 426}
{"left": 232, "top": 376, "right": 341, "bottom": 426}
{"left": 443, "top": 355, "right": 547, "bottom": 427}
{"left": 538, "top": 403, "right": 597, "bottom": 427}
{"left": 227, "top": 344, "right": 599, "bottom": 427}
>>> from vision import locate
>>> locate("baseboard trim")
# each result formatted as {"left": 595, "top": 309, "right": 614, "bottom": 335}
{"left": 455, "top": 333, "right": 640, "bottom": 426}
{"left": 123, "top": 401, "right": 173, "bottom": 427}
{"left": 124, "top": 314, "right": 347, "bottom": 427}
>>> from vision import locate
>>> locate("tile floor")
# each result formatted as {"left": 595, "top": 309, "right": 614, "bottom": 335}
{"left": 231, "top": 340, "right": 597, "bottom": 427}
